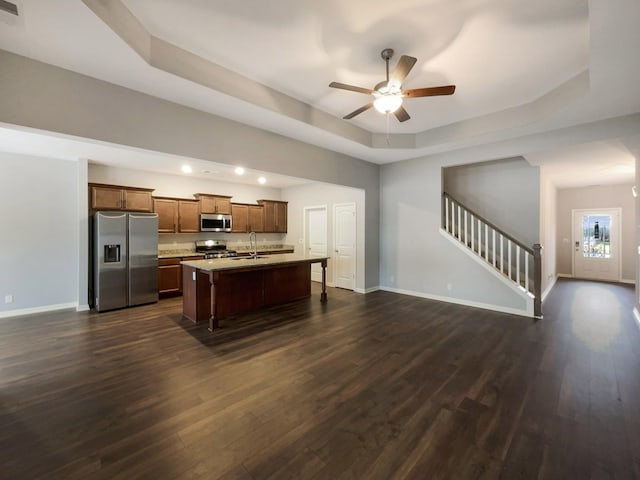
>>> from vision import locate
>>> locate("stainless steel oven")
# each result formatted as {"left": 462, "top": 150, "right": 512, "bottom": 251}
{"left": 200, "top": 213, "right": 232, "bottom": 232}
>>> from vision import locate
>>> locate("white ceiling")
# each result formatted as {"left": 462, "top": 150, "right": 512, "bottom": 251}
{"left": 0, "top": 0, "right": 638, "bottom": 187}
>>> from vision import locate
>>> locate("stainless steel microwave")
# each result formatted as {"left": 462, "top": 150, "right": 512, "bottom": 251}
{"left": 200, "top": 214, "right": 232, "bottom": 232}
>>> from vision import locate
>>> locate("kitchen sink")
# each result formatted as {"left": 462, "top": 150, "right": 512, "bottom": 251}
{"left": 231, "top": 256, "right": 268, "bottom": 260}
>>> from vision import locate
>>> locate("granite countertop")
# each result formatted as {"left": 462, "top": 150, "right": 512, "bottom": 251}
{"left": 181, "top": 253, "right": 328, "bottom": 272}
{"left": 234, "top": 244, "right": 295, "bottom": 254}
{"left": 159, "top": 244, "right": 295, "bottom": 259}
{"left": 158, "top": 250, "right": 205, "bottom": 259}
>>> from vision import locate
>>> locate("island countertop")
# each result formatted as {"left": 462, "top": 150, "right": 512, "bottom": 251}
{"left": 181, "top": 254, "right": 329, "bottom": 331}
{"left": 181, "top": 253, "right": 328, "bottom": 272}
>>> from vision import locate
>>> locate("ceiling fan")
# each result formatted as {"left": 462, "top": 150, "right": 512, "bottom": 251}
{"left": 329, "top": 48, "right": 456, "bottom": 122}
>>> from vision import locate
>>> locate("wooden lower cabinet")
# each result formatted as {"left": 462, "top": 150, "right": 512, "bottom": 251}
{"left": 158, "top": 256, "right": 203, "bottom": 297}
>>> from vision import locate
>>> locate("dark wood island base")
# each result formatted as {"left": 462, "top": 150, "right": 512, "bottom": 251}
{"left": 181, "top": 256, "right": 328, "bottom": 331}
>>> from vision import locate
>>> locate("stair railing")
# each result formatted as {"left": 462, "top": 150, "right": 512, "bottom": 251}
{"left": 442, "top": 192, "right": 542, "bottom": 317}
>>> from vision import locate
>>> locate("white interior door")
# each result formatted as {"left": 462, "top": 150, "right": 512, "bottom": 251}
{"left": 572, "top": 208, "right": 620, "bottom": 282}
{"left": 334, "top": 203, "right": 356, "bottom": 290}
{"left": 304, "top": 206, "right": 327, "bottom": 283}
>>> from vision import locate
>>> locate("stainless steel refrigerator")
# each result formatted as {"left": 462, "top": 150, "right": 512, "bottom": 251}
{"left": 94, "top": 211, "right": 158, "bottom": 312}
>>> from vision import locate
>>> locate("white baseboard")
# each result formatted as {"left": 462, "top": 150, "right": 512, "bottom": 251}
{"left": 557, "top": 273, "right": 635, "bottom": 285}
{"left": 355, "top": 286, "right": 380, "bottom": 294}
{"left": 634, "top": 307, "right": 640, "bottom": 329}
{"left": 0, "top": 302, "right": 78, "bottom": 319}
{"left": 379, "top": 286, "right": 532, "bottom": 318}
{"left": 77, "top": 304, "right": 90, "bottom": 312}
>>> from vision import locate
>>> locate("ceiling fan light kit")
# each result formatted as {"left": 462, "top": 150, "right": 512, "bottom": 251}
{"left": 329, "top": 48, "right": 456, "bottom": 123}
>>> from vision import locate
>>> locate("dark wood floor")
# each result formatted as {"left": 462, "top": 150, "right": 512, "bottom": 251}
{"left": 1, "top": 279, "right": 639, "bottom": 479}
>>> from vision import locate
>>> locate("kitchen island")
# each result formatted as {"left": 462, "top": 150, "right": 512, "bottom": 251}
{"left": 181, "top": 254, "right": 329, "bottom": 331}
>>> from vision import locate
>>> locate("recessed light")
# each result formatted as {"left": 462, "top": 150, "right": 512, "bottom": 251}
{"left": 181, "top": 165, "right": 192, "bottom": 174}
{"left": 258, "top": 176, "right": 266, "bottom": 184}
{"left": 234, "top": 167, "right": 245, "bottom": 175}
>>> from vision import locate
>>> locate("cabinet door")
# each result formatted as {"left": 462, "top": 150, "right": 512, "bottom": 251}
{"left": 178, "top": 200, "right": 200, "bottom": 233}
{"left": 262, "top": 202, "right": 276, "bottom": 232}
{"left": 199, "top": 195, "right": 232, "bottom": 214}
{"left": 248, "top": 205, "right": 264, "bottom": 233}
{"left": 91, "top": 185, "right": 122, "bottom": 210}
{"left": 123, "top": 189, "right": 153, "bottom": 212}
{"left": 231, "top": 204, "right": 249, "bottom": 233}
{"left": 158, "top": 260, "right": 181, "bottom": 295}
{"left": 154, "top": 198, "right": 178, "bottom": 233}
{"left": 215, "top": 197, "right": 232, "bottom": 214}
{"left": 275, "top": 202, "right": 288, "bottom": 233}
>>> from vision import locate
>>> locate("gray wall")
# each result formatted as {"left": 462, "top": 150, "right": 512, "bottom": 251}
{"left": 380, "top": 155, "right": 530, "bottom": 314}
{"left": 636, "top": 157, "right": 640, "bottom": 314}
{"left": 282, "top": 183, "right": 366, "bottom": 292}
{"left": 556, "top": 183, "right": 635, "bottom": 281}
{"left": 539, "top": 167, "right": 558, "bottom": 296}
{"left": 0, "top": 152, "right": 80, "bottom": 315}
{"left": 443, "top": 156, "right": 540, "bottom": 246}
{"left": 0, "top": 49, "right": 381, "bottom": 289}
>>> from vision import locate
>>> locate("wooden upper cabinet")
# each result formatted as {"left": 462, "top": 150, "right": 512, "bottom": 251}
{"left": 153, "top": 197, "right": 179, "bottom": 233}
{"left": 178, "top": 200, "right": 200, "bottom": 233}
{"left": 258, "top": 200, "right": 288, "bottom": 233}
{"left": 89, "top": 183, "right": 154, "bottom": 212}
{"left": 196, "top": 194, "right": 232, "bottom": 214}
{"left": 248, "top": 205, "right": 264, "bottom": 233}
{"left": 231, "top": 203, "right": 249, "bottom": 233}
{"left": 232, "top": 203, "right": 263, "bottom": 233}
{"left": 153, "top": 197, "right": 200, "bottom": 233}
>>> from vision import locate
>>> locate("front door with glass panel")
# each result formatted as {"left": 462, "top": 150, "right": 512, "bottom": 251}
{"left": 573, "top": 208, "right": 620, "bottom": 282}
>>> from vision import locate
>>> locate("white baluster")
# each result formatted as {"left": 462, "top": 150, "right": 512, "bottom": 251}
{"left": 492, "top": 229, "right": 496, "bottom": 267}
{"left": 508, "top": 240, "right": 512, "bottom": 279}
{"left": 477, "top": 218, "right": 482, "bottom": 255}
{"left": 457, "top": 205, "right": 462, "bottom": 240}
{"left": 485, "top": 224, "right": 489, "bottom": 261}
{"left": 516, "top": 245, "right": 521, "bottom": 286}
{"left": 464, "top": 211, "right": 468, "bottom": 245}
{"left": 500, "top": 235, "right": 504, "bottom": 273}
{"left": 471, "top": 215, "right": 475, "bottom": 251}
{"left": 445, "top": 197, "right": 449, "bottom": 232}
{"left": 525, "top": 251, "right": 530, "bottom": 292}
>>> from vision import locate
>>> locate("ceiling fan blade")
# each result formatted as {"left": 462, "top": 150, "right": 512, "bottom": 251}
{"left": 329, "top": 82, "right": 374, "bottom": 95}
{"left": 394, "top": 105, "right": 410, "bottom": 122}
{"left": 343, "top": 103, "right": 373, "bottom": 119}
{"left": 403, "top": 85, "right": 456, "bottom": 98}
{"left": 390, "top": 55, "right": 417, "bottom": 84}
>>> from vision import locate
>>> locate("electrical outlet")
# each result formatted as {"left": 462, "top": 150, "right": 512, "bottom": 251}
{"left": 5, "top": 294, "right": 13, "bottom": 304}
{"left": 447, "top": 283, "right": 453, "bottom": 292}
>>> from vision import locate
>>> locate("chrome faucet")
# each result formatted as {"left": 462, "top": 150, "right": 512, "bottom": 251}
{"left": 249, "top": 231, "right": 257, "bottom": 258}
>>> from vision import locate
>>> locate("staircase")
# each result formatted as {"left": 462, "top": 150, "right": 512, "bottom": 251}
{"left": 442, "top": 192, "right": 542, "bottom": 317}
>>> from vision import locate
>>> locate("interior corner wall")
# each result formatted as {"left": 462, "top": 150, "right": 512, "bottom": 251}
{"left": 443, "top": 156, "right": 541, "bottom": 246}
{"left": 539, "top": 167, "right": 557, "bottom": 295}
{"left": 556, "top": 183, "right": 636, "bottom": 281}
{"left": 0, "top": 152, "right": 80, "bottom": 316}
{"left": 380, "top": 155, "right": 530, "bottom": 313}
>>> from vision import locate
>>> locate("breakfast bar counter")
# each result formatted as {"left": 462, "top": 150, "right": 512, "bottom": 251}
{"left": 181, "top": 254, "right": 329, "bottom": 331}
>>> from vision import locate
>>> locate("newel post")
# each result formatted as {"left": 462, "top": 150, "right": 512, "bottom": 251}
{"left": 533, "top": 243, "right": 542, "bottom": 318}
